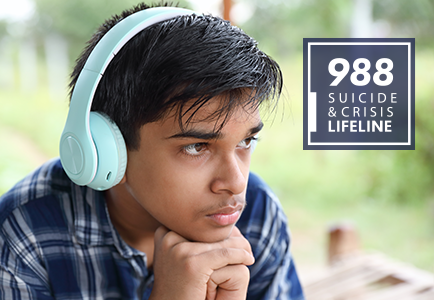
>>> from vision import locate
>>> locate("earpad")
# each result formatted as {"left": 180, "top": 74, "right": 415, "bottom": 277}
{"left": 88, "top": 112, "right": 127, "bottom": 190}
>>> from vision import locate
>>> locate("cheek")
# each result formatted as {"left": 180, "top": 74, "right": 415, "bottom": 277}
{"left": 126, "top": 151, "right": 210, "bottom": 215}
{"left": 237, "top": 149, "right": 252, "bottom": 171}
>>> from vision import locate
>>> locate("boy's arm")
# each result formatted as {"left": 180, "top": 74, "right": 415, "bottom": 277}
{"left": 0, "top": 265, "right": 54, "bottom": 300}
{"left": 0, "top": 237, "right": 54, "bottom": 300}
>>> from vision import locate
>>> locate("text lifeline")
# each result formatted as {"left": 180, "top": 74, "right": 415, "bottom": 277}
{"left": 328, "top": 120, "right": 392, "bottom": 132}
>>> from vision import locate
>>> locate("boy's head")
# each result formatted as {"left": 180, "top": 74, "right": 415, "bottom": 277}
{"left": 69, "top": 2, "right": 282, "bottom": 151}
{"left": 66, "top": 2, "right": 283, "bottom": 242}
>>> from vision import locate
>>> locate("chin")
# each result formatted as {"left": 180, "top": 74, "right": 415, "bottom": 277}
{"left": 186, "top": 225, "right": 234, "bottom": 243}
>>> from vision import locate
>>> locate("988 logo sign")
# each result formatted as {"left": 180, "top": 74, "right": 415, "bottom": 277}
{"left": 303, "top": 38, "right": 415, "bottom": 150}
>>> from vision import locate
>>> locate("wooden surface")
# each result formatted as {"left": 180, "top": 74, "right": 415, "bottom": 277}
{"left": 302, "top": 224, "right": 434, "bottom": 300}
{"left": 303, "top": 252, "right": 434, "bottom": 300}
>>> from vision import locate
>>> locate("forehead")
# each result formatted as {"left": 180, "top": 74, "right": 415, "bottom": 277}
{"left": 136, "top": 95, "right": 262, "bottom": 150}
{"left": 161, "top": 95, "right": 261, "bottom": 132}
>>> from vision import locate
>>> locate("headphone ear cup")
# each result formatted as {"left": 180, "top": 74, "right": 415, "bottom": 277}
{"left": 88, "top": 112, "right": 127, "bottom": 190}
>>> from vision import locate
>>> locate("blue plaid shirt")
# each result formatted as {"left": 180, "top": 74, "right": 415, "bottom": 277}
{"left": 0, "top": 158, "right": 304, "bottom": 300}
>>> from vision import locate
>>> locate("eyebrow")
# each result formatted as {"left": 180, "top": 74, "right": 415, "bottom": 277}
{"left": 167, "top": 121, "right": 264, "bottom": 140}
{"left": 249, "top": 121, "right": 264, "bottom": 136}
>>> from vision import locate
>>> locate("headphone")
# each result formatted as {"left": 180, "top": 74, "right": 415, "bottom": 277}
{"left": 59, "top": 7, "right": 195, "bottom": 191}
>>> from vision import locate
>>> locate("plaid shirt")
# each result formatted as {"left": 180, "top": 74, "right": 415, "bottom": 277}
{"left": 0, "top": 158, "right": 304, "bottom": 300}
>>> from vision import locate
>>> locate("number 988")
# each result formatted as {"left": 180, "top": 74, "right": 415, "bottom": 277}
{"left": 329, "top": 58, "right": 393, "bottom": 86}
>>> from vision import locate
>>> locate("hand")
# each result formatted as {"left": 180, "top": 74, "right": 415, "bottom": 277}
{"left": 206, "top": 264, "right": 250, "bottom": 300}
{"left": 149, "top": 226, "right": 254, "bottom": 300}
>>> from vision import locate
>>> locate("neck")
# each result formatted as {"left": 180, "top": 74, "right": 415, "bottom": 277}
{"left": 105, "top": 184, "right": 159, "bottom": 266}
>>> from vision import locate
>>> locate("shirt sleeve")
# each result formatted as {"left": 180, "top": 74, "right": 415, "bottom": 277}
{"left": 0, "top": 216, "right": 54, "bottom": 300}
{"left": 239, "top": 173, "right": 305, "bottom": 300}
{"left": 0, "top": 264, "right": 53, "bottom": 300}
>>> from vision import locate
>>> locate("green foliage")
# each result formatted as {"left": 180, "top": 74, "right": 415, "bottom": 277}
{"left": 0, "top": 87, "right": 68, "bottom": 195}
{"left": 0, "top": 21, "right": 7, "bottom": 36}
{"left": 373, "top": 0, "right": 434, "bottom": 47}
{"left": 241, "top": 0, "right": 434, "bottom": 61}
{"left": 354, "top": 51, "right": 434, "bottom": 205}
{"left": 0, "top": 89, "right": 67, "bottom": 158}
{"left": 241, "top": 0, "right": 353, "bottom": 58}
{"left": 32, "top": 0, "right": 192, "bottom": 61}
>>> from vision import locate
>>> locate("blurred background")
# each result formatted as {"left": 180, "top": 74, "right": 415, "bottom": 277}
{"left": 1, "top": 0, "right": 433, "bottom": 285}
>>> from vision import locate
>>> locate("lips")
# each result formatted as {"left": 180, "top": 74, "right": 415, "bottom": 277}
{"left": 206, "top": 204, "right": 243, "bottom": 226}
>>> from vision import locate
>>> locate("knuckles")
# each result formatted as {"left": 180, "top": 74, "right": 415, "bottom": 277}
{"left": 183, "top": 255, "right": 201, "bottom": 274}
{"left": 219, "top": 235, "right": 253, "bottom": 256}
{"left": 219, "top": 247, "right": 231, "bottom": 259}
{"left": 172, "top": 242, "right": 194, "bottom": 260}
{"left": 237, "top": 264, "right": 250, "bottom": 279}
{"left": 159, "top": 230, "right": 182, "bottom": 252}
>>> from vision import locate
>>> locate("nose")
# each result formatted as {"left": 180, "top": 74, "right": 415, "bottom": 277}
{"left": 210, "top": 152, "right": 248, "bottom": 195}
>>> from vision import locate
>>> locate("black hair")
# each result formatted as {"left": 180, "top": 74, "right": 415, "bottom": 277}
{"left": 69, "top": 2, "right": 282, "bottom": 150}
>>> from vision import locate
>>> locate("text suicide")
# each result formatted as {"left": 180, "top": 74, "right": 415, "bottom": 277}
{"left": 328, "top": 92, "right": 397, "bottom": 104}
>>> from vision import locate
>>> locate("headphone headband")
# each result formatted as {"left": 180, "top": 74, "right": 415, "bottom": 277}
{"left": 60, "top": 7, "right": 196, "bottom": 189}
{"left": 84, "top": 7, "right": 195, "bottom": 75}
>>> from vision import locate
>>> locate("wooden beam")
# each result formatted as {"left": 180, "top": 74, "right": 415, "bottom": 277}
{"left": 223, "top": 0, "right": 232, "bottom": 23}
{"left": 328, "top": 223, "right": 360, "bottom": 264}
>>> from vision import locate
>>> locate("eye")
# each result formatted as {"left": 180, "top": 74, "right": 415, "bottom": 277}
{"left": 238, "top": 136, "right": 258, "bottom": 149}
{"left": 183, "top": 143, "right": 208, "bottom": 156}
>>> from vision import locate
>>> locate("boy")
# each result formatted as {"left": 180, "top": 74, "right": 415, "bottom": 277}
{"left": 0, "top": 2, "right": 304, "bottom": 299}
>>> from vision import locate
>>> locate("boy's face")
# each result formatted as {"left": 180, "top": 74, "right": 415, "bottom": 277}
{"left": 123, "top": 96, "right": 262, "bottom": 243}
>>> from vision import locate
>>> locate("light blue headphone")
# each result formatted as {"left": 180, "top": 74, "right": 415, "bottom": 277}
{"left": 59, "top": 7, "right": 195, "bottom": 191}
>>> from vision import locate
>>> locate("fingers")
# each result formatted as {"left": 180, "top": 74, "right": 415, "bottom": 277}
{"left": 155, "top": 225, "right": 254, "bottom": 271}
{"left": 151, "top": 226, "right": 254, "bottom": 300}
{"left": 228, "top": 226, "right": 253, "bottom": 256}
{"left": 230, "top": 226, "right": 243, "bottom": 237}
{"left": 207, "top": 265, "right": 250, "bottom": 300}
{"left": 219, "top": 228, "right": 253, "bottom": 257}
{"left": 154, "top": 225, "right": 169, "bottom": 242}
{"left": 156, "top": 225, "right": 253, "bottom": 259}
{"left": 197, "top": 227, "right": 253, "bottom": 257}
{"left": 200, "top": 247, "right": 255, "bottom": 270}
{"left": 154, "top": 226, "right": 189, "bottom": 250}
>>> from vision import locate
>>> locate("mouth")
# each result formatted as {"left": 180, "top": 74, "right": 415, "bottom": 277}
{"left": 206, "top": 204, "right": 244, "bottom": 227}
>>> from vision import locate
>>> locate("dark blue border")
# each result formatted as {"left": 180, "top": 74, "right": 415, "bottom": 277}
{"left": 303, "top": 38, "right": 415, "bottom": 150}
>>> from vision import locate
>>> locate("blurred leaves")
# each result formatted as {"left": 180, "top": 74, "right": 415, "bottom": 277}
{"left": 31, "top": 0, "right": 192, "bottom": 60}
{"left": 241, "top": 0, "right": 352, "bottom": 58}
{"left": 0, "top": 21, "right": 7, "bottom": 36}
{"left": 241, "top": 0, "right": 434, "bottom": 60}
{"left": 373, "top": 0, "right": 434, "bottom": 47}
{"left": 3, "top": 0, "right": 434, "bottom": 63}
